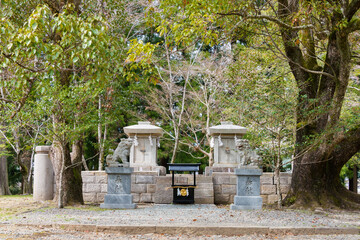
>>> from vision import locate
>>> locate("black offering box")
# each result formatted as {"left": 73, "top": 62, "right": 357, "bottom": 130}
{"left": 167, "top": 163, "right": 201, "bottom": 204}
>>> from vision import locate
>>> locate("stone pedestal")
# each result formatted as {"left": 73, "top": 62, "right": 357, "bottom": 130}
{"left": 209, "top": 122, "right": 247, "bottom": 167}
{"left": 124, "top": 121, "right": 163, "bottom": 167}
{"left": 100, "top": 167, "right": 137, "bottom": 209}
{"left": 132, "top": 166, "right": 166, "bottom": 176}
{"left": 230, "top": 167, "right": 263, "bottom": 210}
{"left": 33, "top": 146, "right": 54, "bottom": 201}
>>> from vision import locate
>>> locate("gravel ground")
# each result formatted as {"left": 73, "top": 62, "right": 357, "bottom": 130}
{"left": 0, "top": 225, "right": 359, "bottom": 240}
{"left": 2, "top": 204, "right": 360, "bottom": 228}
{"left": 0, "top": 197, "right": 360, "bottom": 239}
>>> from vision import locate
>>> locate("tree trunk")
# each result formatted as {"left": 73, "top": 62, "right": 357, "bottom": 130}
{"left": 349, "top": 166, "right": 358, "bottom": 194}
{"left": 170, "top": 133, "right": 179, "bottom": 164}
{"left": 286, "top": 123, "right": 360, "bottom": 207}
{"left": 277, "top": 0, "right": 360, "bottom": 208}
{"left": 19, "top": 150, "right": 32, "bottom": 194}
{"left": 52, "top": 140, "right": 84, "bottom": 207}
{"left": 275, "top": 135, "right": 282, "bottom": 208}
{"left": 0, "top": 140, "right": 10, "bottom": 195}
{"left": 353, "top": 166, "right": 358, "bottom": 194}
{"left": 97, "top": 96, "right": 107, "bottom": 171}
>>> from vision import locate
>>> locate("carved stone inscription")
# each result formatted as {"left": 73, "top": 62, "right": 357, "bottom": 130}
{"left": 245, "top": 177, "right": 253, "bottom": 195}
{"left": 115, "top": 176, "right": 124, "bottom": 194}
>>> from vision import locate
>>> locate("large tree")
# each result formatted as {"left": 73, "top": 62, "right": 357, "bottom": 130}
{"left": 248, "top": 0, "right": 360, "bottom": 208}
{"left": 1, "top": 0, "right": 125, "bottom": 206}
{"left": 147, "top": 0, "right": 360, "bottom": 207}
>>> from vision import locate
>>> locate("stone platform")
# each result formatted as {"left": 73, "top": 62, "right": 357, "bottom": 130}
{"left": 82, "top": 171, "right": 292, "bottom": 205}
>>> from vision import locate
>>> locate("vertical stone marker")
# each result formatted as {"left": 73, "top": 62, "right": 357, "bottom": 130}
{"left": 33, "top": 146, "right": 54, "bottom": 201}
{"left": 230, "top": 166, "right": 263, "bottom": 210}
{"left": 100, "top": 167, "right": 137, "bottom": 209}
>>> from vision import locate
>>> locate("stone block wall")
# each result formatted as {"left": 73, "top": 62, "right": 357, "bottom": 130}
{"left": 212, "top": 173, "right": 237, "bottom": 204}
{"left": 260, "top": 172, "right": 292, "bottom": 204}
{"left": 82, "top": 171, "right": 292, "bottom": 205}
{"left": 132, "top": 172, "right": 158, "bottom": 203}
{"left": 210, "top": 172, "right": 292, "bottom": 205}
{"left": 82, "top": 171, "right": 107, "bottom": 203}
{"left": 82, "top": 171, "right": 161, "bottom": 203}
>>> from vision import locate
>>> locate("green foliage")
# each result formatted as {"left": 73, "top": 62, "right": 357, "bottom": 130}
{"left": 7, "top": 154, "right": 22, "bottom": 194}
{"left": 340, "top": 153, "right": 360, "bottom": 184}
{"left": 224, "top": 44, "right": 296, "bottom": 171}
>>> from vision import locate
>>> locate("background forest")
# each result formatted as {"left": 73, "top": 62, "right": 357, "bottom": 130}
{"left": 0, "top": 0, "right": 359, "bottom": 208}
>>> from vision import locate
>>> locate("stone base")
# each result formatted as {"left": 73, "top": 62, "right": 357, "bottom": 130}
{"left": 132, "top": 166, "right": 166, "bottom": 176}
{"left": 230, "top": 196, "right": 262, "bottom": 210}
{"left": 205, "top": 166, "right": 235, "bottom": 176}
{"left": 100, "top": 203, "right": 137, "bottom": 209}
{"left": 100, "top": 194, "right": 137, "bottom": 209}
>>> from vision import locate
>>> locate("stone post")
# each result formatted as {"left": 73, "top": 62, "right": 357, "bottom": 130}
{"left": 33, "top": 146, "right": 54, "bottom": 201}
{"left": 100, "top": 167, "right": 137, "bottom": 209}
{"left": 230, "top": 167, "right": 263, "bottom": 210}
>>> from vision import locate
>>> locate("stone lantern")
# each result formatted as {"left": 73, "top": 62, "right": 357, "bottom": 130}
{"left": 124, "top": 121, "right": 163, "bottom": 170}
{"left": 209, "top": 121, "right": 247, "bottom": 167}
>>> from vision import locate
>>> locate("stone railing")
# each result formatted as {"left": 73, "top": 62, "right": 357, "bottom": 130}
{"left": 82, "top": 171, "right": 291, "bottom": 205}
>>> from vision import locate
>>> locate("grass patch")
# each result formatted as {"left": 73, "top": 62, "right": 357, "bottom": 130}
{"left": 0, "top": 194, "right": 33, "bottom": 198}
{"left": 65, "top": 205, "right": 107, "bottom": 212}
{"left": 0, "top": 195, "right": 55, "bottom": 221}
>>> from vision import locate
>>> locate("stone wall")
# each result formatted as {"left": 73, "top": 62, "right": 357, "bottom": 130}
{"left": 82, "top": 171, "right": 292, "bottom": 205}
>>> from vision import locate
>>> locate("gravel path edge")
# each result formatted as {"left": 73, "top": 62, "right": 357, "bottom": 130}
{"left": 2, "top": 223, "right": 359, "bottom": 236}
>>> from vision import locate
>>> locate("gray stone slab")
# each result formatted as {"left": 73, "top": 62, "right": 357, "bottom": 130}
{"left": 99, "top": 203, "right": 137, "bottom": 209}
{"left": 234, "top": 167, "right": 262, "bottom": 176}
{"left": 105, "top": 167, "right": 133, "bottom": 174}
{"left": 231, "top": 196, "right": 263, "bottom": 210}
{"left": 107, "top": 174, "right": 131, "bottom": 194}
{"left": 230, "top": 204, "right": 262, "bottom": 210}
{"left": 236, "top": 175, "right": 261, "bottom": 196}
{"left": 103, "top": 194, "right": 133, "bottom": 204}
{"left": 135, "top": 175, "right": 154, "bottom": 184}
{"left": 101, "top": 167, "right": 136, "bottom": 209}
{"left": 233, "top": 195, "right": 263, "bottom": 205}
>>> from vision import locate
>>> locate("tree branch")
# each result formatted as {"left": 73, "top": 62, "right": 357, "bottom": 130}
{"left": 217, "top": 12, "right": 313, "bottom": 30}
{"left": 2, "top": 53, "right": 47, "bottom": 73}
{"left": 346, "top": 17, "right": 360, "bottom": 33}
{"left": 345, "top": 0, "right": 360, "bottom": 21}
{"left": 0, "top": 98, "right": 14, "bottom": 103}
{"left": 10, "top": 77, "right": 35, "bottom": 119}
{"left": 332, "top": 125, "right": 360, "bottom": 166}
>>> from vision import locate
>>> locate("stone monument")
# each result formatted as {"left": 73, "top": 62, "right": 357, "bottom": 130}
{"left": 106, "top": 138, "right": 133, "bottom": 167}
{"left": 235, "top": 139, "right": 261, "bottom": 166}
{"left": 230, "top": 167, "right": 263, "bottom": 210}
{"left": 230, "top": 139, "right": 263, "bottom": 210}
{"left": 100, "top": 167, "right": 137, "bottom": 209}
{"left": 209, "top": 121, "right": 247, "bottom": 167}
{"left": 124, "top": 121, "right": 165, "bottom": 175}
{"left": 33, "top": 146, "right": 54, "bottom": 201}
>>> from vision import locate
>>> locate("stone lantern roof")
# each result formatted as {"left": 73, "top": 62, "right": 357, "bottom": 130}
{"left": 124, "top": 121, "right": 163, "bottom": 136}
{"left": 209, "top": 121, "right": 247, "bottom": 136}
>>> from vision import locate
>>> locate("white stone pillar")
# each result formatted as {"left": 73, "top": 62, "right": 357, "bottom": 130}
{"left": 33, "top": 146, "right": 54, "bottom": 201}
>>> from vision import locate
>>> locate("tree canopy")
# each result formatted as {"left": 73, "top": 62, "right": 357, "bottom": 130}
{"left": 1, "top": 0, "right": 359, "bottom": 208}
